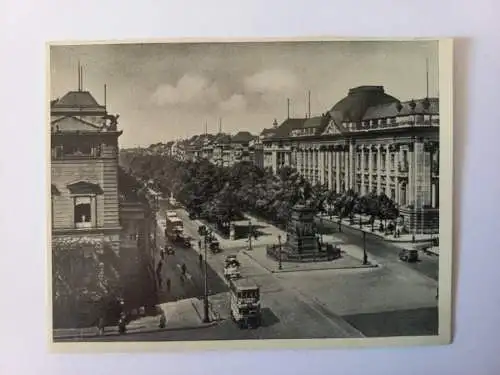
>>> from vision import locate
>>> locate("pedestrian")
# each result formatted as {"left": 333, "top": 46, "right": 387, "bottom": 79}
{"left": 199, "top": 253, "right": 203, "bottom": 267}
{"left": 98, "top": 316, "right": 105, "bottom": 336}
{"left": 198, "top": 239, "right": 202, "bottom": 250}
{"left": 166, "top": 278, "right": 171, "bottom": 293}
{"left": 159, "top": 311, "right": 166, "bottom": 328}
{"left": 181, "top": 263, "right": 187, "bottom": 275}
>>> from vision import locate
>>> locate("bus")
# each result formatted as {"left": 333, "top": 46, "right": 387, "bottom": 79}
{"left": 165, "top": 216, "right": 184, "bottom": 240}
{"left": 228, "top": 279, "right": 261, "bottom": 328}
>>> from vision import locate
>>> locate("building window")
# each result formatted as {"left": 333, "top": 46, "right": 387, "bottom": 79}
{"left": 74, "top": 196, "right": 94, "bottom": 228}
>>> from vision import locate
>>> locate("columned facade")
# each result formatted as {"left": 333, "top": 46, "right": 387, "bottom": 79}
{"left": 261, "top": 86, "right": 440, "bottom": 233}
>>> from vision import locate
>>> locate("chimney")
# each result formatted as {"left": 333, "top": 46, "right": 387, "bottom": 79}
{"left": 104, "top": 84, "right": 107, "bottom": 108}
{"left": 273, "top": 118, "right": 278, "bottom": 128}
{"left": 287, "top": 98, "right": 290, "bottom": 119}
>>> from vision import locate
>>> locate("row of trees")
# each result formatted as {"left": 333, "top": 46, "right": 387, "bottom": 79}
{"left": 120, "top": 151, "right": 400, "bottom": 232}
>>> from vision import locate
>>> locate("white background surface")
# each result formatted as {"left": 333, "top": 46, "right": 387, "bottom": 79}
{"left": 1, "top": 1, "right": 499, "bottom": 374}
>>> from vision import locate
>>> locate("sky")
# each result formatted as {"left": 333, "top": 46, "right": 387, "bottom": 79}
{"left": 50, "top": 40, "right": 439, "bottom": 148}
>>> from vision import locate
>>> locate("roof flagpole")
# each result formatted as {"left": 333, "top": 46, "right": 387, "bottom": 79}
{"left": 80, "top": 64, "right": 84, "bottom": 91}
{"left": 426, "top": 58, "right": 429, "bottom": 98}
{"left": 308, "top": 90, "right": 311, "bottom": 118}
{"left": 77, "top": 61, "right": 81, "bottom": 91}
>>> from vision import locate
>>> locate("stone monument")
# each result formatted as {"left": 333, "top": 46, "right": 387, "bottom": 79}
{"left": 267, "top": 203, "right": 335, "bottom": 262}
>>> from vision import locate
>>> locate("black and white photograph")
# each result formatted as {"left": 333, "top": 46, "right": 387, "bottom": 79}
{"left": 48, "top": 39, "right": 453, "bottom": 349}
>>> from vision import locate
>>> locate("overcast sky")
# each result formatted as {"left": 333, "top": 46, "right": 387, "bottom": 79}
{"left": 50, "top": 40, "right": 438, "bottom": 148}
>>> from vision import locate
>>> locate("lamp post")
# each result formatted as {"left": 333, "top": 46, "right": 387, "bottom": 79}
{"left": 202, "top": 234, "right": 210, "bottom": 323}
{"left": 277, "top": 235, "right": 283, "bottom": 270}
{"left": 248, "top": 220, "right": 252, "bottom": 250}
{"left": 362, "top": 231, "right": 368, "bottom": 265}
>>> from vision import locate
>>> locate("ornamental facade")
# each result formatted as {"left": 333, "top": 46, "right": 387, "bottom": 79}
{"left": 261, "top": 86, "right": 440, "bottom": 233}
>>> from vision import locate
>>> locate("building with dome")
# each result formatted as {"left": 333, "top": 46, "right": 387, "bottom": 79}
{"left": 50, "top": 85, "right": 158, "bottom": 328}
{"left": 261, "top": 86, "right": 440, "bottom": 233}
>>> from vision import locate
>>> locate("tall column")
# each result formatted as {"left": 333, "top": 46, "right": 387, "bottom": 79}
{"left": 349, "top": 141, "right": 355, "bottom": 191}
{"left": 319, "top": 148, "right": 325, "bottom": 185}
{"left": 417, "top": 141, "right": 432, "bottom": 207}
{"left": 394, "top": 145, "right": 401, "bottom": 205}
{"left": 360, "top": 146, "right": 366, "bottom": 195}
{"left": 431, "top": 183, "right": 436, "bottom": 208}
{"left": 376, "top": 145, "right": 382, "bottom": 194}
{"left": 368, "top": 145, "right": 373, "bottom": 193}
{"left": 335, "top": 147, "right": 341, "bottom": 193}
{"left": 329, "top": 149, "right": 334, "bottom": 190}
{"left": 408, "top": 143, "right": 415, "bottom": 205}
{"left": 271, "top": 150, "right": 278, "bottom": 174}
{"left": 344, "top": 147, "right": 349, "bottom": 191}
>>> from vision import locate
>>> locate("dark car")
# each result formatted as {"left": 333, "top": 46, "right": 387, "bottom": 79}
{"left": 209, "top": 240, "right": 221, "bottom": 253}
{"left": 198, "top": 225, "right": 207, "bottom": 236}
{"left": 399, "top": 249, "right": 419, "bottom": 262}
{"left": 189, "top": 212, "right": 196, "bottom": 220}
{"left": 182, "top": 237, "right": 192, "bottom": 248}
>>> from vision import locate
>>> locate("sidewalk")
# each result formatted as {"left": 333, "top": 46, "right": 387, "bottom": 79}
{"left": 317, "top": 214, "right": 439, "bottom": 256}
{"left": 190, "top": 213, "right": 287, "bottom": 250}
{"left": 53, "top": 298, "right": 218, "bottom": 341}
{"left": 243, "top": 244, "right": 377, "bottom": 274}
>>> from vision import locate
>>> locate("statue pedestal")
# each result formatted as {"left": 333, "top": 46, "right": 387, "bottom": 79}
{"left": 267, "top": 204, "right": 331, "bottom": 263}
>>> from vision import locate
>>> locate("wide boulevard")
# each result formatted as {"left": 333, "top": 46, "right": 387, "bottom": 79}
{"left": 78, "top": 196, "right": 439, "bottom": 342}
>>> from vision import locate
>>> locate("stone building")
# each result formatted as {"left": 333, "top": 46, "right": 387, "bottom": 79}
{"left": 262, "top": 86, "right": 440, "bottom": 233}
{"left": 51, "top": 88, "right": 157, "bottom": 328}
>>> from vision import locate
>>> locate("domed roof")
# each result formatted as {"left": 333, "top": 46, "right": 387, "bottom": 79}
{"left": 329, "top": 86, "right": 399, "bottom": 125}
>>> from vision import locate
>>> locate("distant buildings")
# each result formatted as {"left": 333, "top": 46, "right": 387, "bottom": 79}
{"left": 151, "top": 131, "right": 261, "bottom": 168}
{"left": 51, "top": 87, "right": 157, "bottom": 328}
{"left": 132, "top": 85, "right": 440, "bottom": 234}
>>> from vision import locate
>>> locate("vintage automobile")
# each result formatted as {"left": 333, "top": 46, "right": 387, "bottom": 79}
{"left": 224, "top": 260, "right": 241, "bottom": 280}
{"left": 209, "top": 239, "right": 221, "bottom": 253}
{"left": 399, "top": 249, "right": 419, "bottom": 262}
{"left": 225, "top": 255, "right": 240, "bottom": 267}
{"left": 165, "top": 245, "right": 175, "bottom": 255}
{"left": 198, "top": 225, "right": 207, "bottom": 236}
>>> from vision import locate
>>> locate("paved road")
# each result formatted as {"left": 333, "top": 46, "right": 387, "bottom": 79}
{"left": 155, "top": 202, "right": 228, "bottom": 305}
{"left": 152, "top": 199, "right": 365, "bottom": 340}
{"left": 316, "top": 218, "right": 439, "bottom": 281}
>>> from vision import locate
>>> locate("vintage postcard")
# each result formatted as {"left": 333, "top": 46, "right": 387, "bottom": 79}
{"left": 48, "top": 38, "right": 453, "bottom": 352}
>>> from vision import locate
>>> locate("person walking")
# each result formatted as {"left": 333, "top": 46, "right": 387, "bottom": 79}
{"left": 199, "top": 253, "right": 203, "bottom": 267}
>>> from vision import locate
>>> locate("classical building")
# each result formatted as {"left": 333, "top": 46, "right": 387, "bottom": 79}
{"left": 262, "top": 86, "right": 440, "bottom": 233}
{"left": 51, "top": 88, "right": 157, "bottom": 328}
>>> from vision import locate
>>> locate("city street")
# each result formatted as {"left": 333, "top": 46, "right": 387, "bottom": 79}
{"left": 149, "top": 199, "right": 366, "bottom": 340}
{"left": 143, "top": 199, "right": 437, "bottom": 340}
{"left": 316, "top": 218, "right": 439, "bottom": 281}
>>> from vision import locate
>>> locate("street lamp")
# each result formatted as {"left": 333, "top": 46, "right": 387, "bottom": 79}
{"left": 362, "top": 231, "right": 368, "bottom": 265}
{"left": 248, "top": 220, "right": 252, "bottom": 250}
{"left": 277, "top": 235, "right": 283, "bottom": 270}
{"left": 202, "top": 236, "right": 210, "bottom": 323}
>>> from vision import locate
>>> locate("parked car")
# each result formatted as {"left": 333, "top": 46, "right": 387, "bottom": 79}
{"left": 225, "top": 255, "right": 240, "bottom": 268}
{"left": 165, "top": 246, "right": 175, "bottom": 255}
{"left": 209, "top": 239, "right": 221, "bottom": 253}
{"left": 198, "top": 225, "right": 207, "bottom": 236}
{"left": 399, "top": 249, "right": 419, "bottom": 262}
{"left": 189, "top": 212, "right": 196, "bottom": 220}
